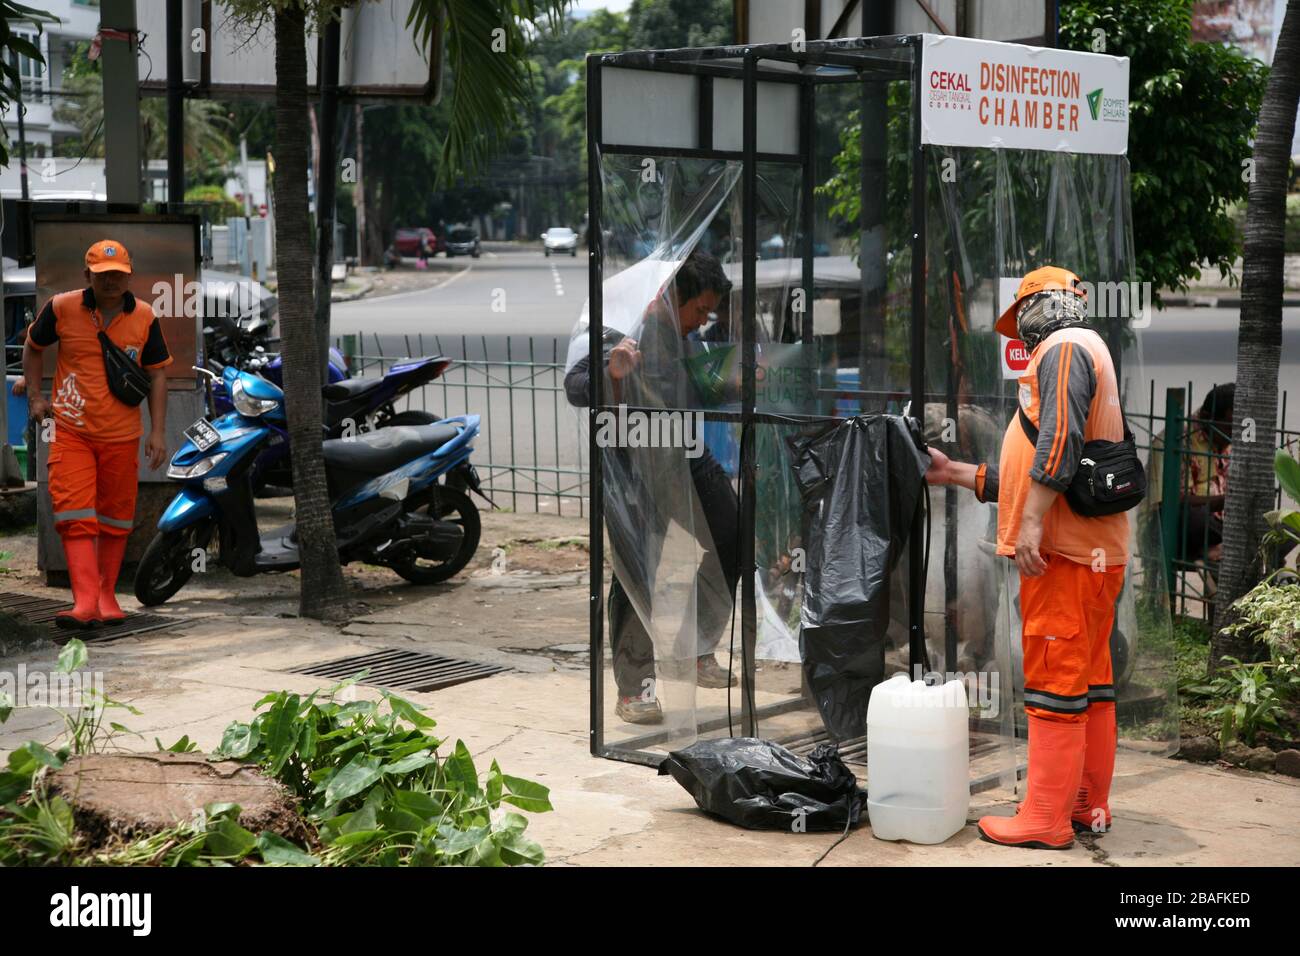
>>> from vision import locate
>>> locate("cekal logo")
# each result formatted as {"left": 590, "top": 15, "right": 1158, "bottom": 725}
{"left": 929, "top": 70, "right": 970, "bottom": 91}
{"left": 928, "top": 69, "right": 973, "bottom": 111}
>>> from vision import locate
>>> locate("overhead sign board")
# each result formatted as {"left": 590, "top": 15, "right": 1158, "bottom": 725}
{"left": 136, "top": 0, "right": 438, "bottom": 100}
{"left": 920, "top": 34, "right": 1129, "bottom": 155}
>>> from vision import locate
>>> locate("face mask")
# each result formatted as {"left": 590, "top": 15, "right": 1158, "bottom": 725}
{"left": 1016, "top": 289, "right": 1089, "bottom": 350}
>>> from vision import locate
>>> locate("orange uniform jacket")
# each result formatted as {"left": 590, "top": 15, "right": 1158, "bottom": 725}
{"left": 25, "top": 288, "right": 173, "bottom": 442}
{"left": 974, "top": 325, "right": 1130, "bottom": 568}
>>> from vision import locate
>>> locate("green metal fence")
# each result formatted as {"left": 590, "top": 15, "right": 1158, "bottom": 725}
{"left": 328, "top": 334, "right": 1298, "bottom": 621}
{"left": 1131, "top": 383, "right": 1297, "bottom": 622}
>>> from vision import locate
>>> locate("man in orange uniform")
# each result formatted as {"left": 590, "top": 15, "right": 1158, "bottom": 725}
{"left": 926, "top": 266, "right": 1129, "bottom": 849}
{"left": 22, "top": 240, "right": 172, "bottom": 628}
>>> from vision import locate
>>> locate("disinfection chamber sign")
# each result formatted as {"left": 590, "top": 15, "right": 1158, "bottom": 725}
{"left": 920, "top": 34, "right": 1130, "bottom": 155}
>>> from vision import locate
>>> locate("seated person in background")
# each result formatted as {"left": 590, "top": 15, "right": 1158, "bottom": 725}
{"left": 1147, "top": 383, "right": 1233, "bottom": 564}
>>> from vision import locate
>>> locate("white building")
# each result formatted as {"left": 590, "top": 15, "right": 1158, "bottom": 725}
{"left": 0, "top": 0, "right": 100, "bottom": 160}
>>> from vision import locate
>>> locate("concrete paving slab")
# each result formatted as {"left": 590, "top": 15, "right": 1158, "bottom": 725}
{"left": 2, "top": 509, "right": 1298, "bottom": 867}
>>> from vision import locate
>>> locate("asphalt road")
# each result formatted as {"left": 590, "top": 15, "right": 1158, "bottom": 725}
{"left": 334, "top": 248, "right": 1300, "bottom": 410}
{"left": 325, "top": 249, "right": 1300, "bottom": 516}
{"left": 331, "top": 246, "right": 587, "bottom": 346}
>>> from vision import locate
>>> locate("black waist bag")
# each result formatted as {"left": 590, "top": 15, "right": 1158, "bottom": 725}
{"left": 1018, "top": 407, "right": 1146, "bottom": 517}
{"left": 98, "top": 330, "right": 151, "bottom": 407}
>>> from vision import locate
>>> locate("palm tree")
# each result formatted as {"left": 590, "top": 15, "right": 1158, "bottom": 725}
{"left": 237, "top": 0, "right": 568, "bottom": 619}
{"left": 271, "top": 0, "right": 348, "bottom": 620}
{"left": 407, "top": 0, "right": 570, "bottom": 187}
{"left": 1211, "top": 0, "right": 1300, "bottom": 669}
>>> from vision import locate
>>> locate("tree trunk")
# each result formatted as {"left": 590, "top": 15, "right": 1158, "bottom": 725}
{"left": 1210, "top": 0, "right": 1300, "bottom": 670}
{"left": 273, "top": 3, "right": 349, "bottom": 621}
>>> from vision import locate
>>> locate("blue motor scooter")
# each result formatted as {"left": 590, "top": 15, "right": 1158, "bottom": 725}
{"left": 134, "top": 365, "right": 483, "bottom": 607}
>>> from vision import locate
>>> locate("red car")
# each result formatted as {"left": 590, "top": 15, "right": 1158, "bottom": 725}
{"left": 393, "top": 227, "right": 438, "bottom": 257}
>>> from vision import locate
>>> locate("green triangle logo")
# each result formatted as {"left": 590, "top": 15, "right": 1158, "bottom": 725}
{"left": 1087, "top": 88, "right": 1103, "bottom": 121}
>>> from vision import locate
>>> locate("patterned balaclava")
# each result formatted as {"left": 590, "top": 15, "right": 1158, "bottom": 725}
{"left": 1015, "top": 288, "right": 1090, "bottom": 350}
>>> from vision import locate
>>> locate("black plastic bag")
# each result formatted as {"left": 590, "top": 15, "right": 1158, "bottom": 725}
{"left": 785, "top": 415, "right": 930, "bottom": 741}
{"left": 658, "top": 737, "right": 867, "bottom": 831}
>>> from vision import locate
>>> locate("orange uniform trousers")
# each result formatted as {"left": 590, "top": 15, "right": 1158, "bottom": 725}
{"left": 48, "top": 425, "right": 139, "bottom": 539}
{"left": 1018, "top": 553, "right": 1126, "bottom": 723}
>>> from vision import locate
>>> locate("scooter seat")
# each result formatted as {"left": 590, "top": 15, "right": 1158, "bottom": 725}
{"left": 322, "top": 423, "right": 460, "bottom": 477}
{"left": 323, "top": 376, "right": 384, "bottom": 401}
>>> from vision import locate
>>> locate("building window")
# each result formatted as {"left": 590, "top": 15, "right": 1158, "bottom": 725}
{"left": 6, "top": 32, "right": 44, "bottom": 97}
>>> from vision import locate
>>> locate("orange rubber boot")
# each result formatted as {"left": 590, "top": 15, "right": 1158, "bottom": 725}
{"left": 978, "top": 715, "right": 1086, "bottom": 850}
{"left": 56, "top": 535, "right": 101, "bottom": 629}
{"left": 97, "top": 534, "right": 130, "bottom": 623}
{"left": 1072, "top": 701, "right": 1116, "bottom": 834}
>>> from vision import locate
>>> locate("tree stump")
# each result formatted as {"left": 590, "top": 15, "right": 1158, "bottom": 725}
{"left": 47, "top": 752, "right": 309, "bottom": 847}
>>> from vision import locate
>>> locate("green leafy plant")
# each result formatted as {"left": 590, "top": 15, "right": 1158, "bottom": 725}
{"left": 1059, "top": 0, "right": 1270, "bottom": 296}
{"left": 1222, "top": 575, "right": 1300, "bottom": 660}
{"left": 1264, "top": 448, "right": 1300, "bottom": 571}
{"left": 1, "top": 640, "right": 550, "bottom": 866}
{"left": 91, "top": 802, "right": 320, "bottom": 867}
{"left": 51, "top": 639, "right": 143, "bottom": 756}
{"left": 1181, "top": 656, "right": 1300, "bottom": 747}
{"left": 213, "top": 676, "right": 552, "bottom": 866}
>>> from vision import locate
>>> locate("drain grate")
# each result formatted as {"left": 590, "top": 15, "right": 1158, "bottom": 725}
{"left": 0, "top": 591, "right": 188, "bottom": 644}
{"left": 288, "top": 648, "right": 509, "bottom": 693}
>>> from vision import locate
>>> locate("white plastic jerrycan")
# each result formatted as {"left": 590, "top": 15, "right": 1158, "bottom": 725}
{"left": 866, "top": 673, "right": 969, "bottom": 844}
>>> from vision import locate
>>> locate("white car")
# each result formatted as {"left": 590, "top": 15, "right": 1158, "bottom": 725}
{"left": 541, "top": 227, "right": 578, "bottom": 257}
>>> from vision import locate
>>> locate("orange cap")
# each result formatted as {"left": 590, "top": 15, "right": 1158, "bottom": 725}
{"left": 85, "top": 239, "right": 132, "bottom": 274}
{"left": 994, "top": 266, "right": 1086, "bottom": 339}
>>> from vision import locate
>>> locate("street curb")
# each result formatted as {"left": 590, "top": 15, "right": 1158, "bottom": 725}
{"left": 1160, "top": 293, "right": 1300, "bottom": 308}
{"left": 330, "top": 277, "right": 375, "bottom": 303}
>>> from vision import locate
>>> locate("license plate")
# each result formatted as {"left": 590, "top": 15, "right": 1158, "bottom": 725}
{"left": 184, "top": 418, "right": 221, "bottom": 452}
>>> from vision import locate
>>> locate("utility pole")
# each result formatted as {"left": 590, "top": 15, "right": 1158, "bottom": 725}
{"left": 353, "top": 102, "right": 366, "bottom": 265}
{"left": 314, "top": 15, "right": 341, "bottom": 379}
{"left": 165, "top": 0, "right": 184, "bottom": 204}
{"left": 101, "top": 0, "right": 142, "bottom": 205}
{"left": 15, "top": 80, "right": 29, "bottom": 200}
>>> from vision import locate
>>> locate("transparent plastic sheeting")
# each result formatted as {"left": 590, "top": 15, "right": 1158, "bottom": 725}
{"left": 569, "top": 155, "right": 749, "bottom": 749}
{"left": 922, "top": 146, "right": 1180, "bottom": 787}
{"left": 576, "top": 144, "right": 1177, "bottom": 785}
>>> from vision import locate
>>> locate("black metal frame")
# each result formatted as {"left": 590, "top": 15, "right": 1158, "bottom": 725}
{"left": 587, "top": 35, "right": 926, "bottom": 766}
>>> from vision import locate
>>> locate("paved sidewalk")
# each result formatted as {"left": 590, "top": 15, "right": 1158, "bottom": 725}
{"left": 2, "top": 511, "right": 1297, "bottom": 867}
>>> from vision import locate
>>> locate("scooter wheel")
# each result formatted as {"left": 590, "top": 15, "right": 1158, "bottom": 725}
{"left": 133, "top": 521, "right": 214, "bottom": 606}
{"left": 391, "top": 487, "right": 480, "bottom": 585}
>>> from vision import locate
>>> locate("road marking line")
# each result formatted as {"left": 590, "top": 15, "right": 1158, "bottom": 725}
{"left": 348, "top": 266, "right": 472, "bottom": 304}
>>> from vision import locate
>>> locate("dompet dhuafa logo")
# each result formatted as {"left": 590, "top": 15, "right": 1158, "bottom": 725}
{"left": 1087, "top": 87, "right": 1103, "bottom": 121}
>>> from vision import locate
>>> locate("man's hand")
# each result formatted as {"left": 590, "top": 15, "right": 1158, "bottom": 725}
{"left": 11, "top": 375, "right": 26, "bottom": 397}
{"left": 27, "top": 394, "right": 50, "bottom": 422}
{"left": 1015, "top": 512, "right": 1048, "bottom": 576}
{"left": 1016, "top": 480, "right": 1059, "bottom": 576}
{"left": 608, "top": 338, "right": 640, "bottom": 380}
{"left": 924, "top": 445, "right": 980, "bottom": 492}
{"left": 145, "top": 428, "right": 168, "bottom": 471}
{"left": 925, "top": 445, "right": 954, "bottom": 485}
